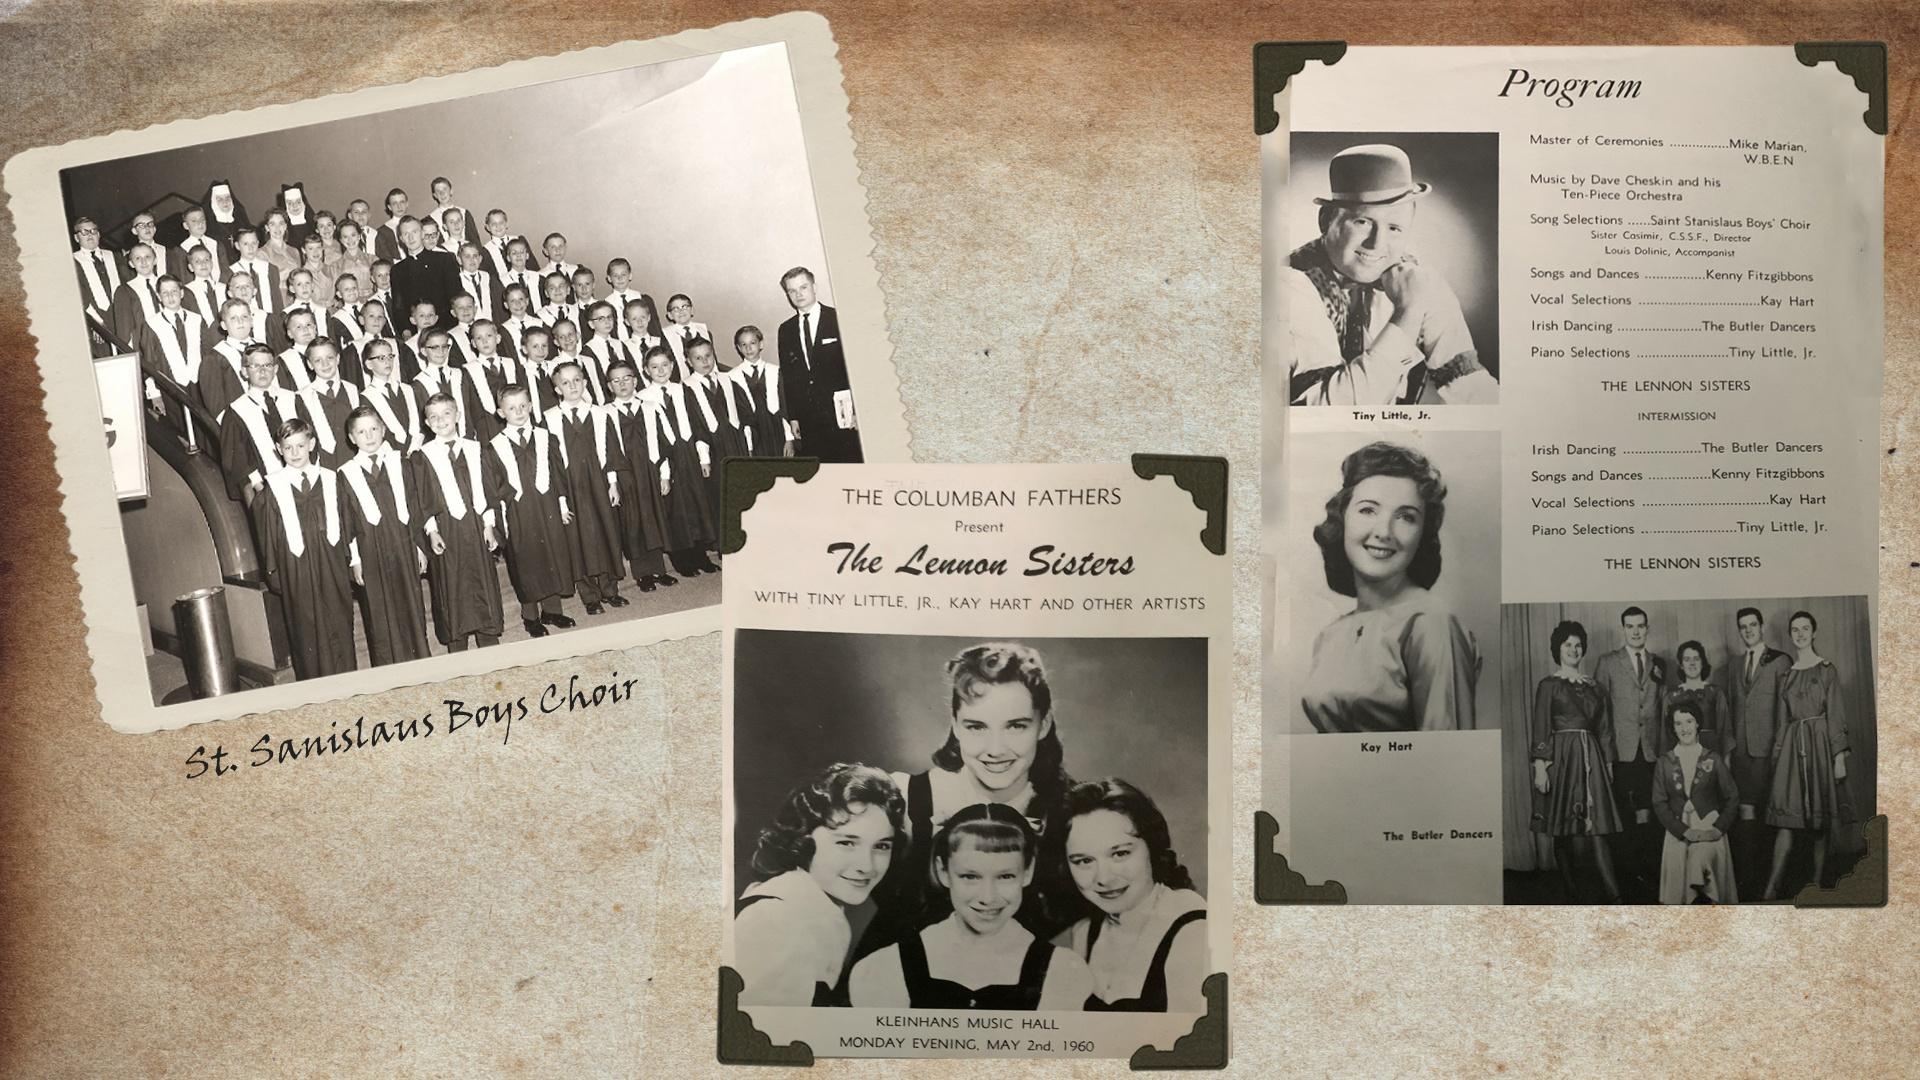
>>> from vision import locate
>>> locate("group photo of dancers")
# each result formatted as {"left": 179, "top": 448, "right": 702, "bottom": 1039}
{"left": 729, "top": 633, "right": 1212, "bottom": 1014}
{"left": 57, "top": 47, "right": 868, "bottom": 700}
{"left": 1499, "top": 595, "right": 1878, "bottom": 904}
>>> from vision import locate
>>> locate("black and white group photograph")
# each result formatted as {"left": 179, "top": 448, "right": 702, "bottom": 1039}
{"left": 51, "top": 42, "right": 878, "bottom": 710}
{"left": 1283, "top": 130, "right": 1500, "bottom": 405}
{"left": 1499, "top": 595, "right": 1879, "bottom": 905}
{"left": 728, "top": 632, "right": 1212, "bottom": 1017}
{"left": 1279, "top": 429, "right": 1501, "bottom": 735}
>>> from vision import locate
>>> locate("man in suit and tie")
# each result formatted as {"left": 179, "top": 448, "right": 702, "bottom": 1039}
{"left": 774, "top": 266, "right": 861, "bottom": 463}
{"left": 1727, "top": 605, "right": 1791, "bottom": 895}
{"left": 1594, "top": 605, "right": 1663, "bottom": 900}
{"left": 389, "top": 217, "right": 462, "bottom": 333}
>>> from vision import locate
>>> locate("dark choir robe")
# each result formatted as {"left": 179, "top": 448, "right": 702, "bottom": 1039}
{"left": 255, "top": 466, "right": 357, "bottom": 679}
{"left": 466, "top": 354, "right": 531, "bottom": 444}
{"left": 411, "top": 439, "right": 504, "bottom": 646}
{"left": 607, "top": 398, "right": 670, "bottom": 576}
{"left": 686, "top": 370, "right": 754, "bottom": 516}
{"left": 138, "top": 308, "right": 211, "bottom": 434}
{"left": 662, "top": 321, "right": 712, "bottom": 379}
{"left": 231, "top": 258, "right": 283, "bottom": 316}
{"left": 734, "top": 359, "right": 791, "bottom": 456}
{"left": 110, "top": 277, "right": 161, "bottom": 348}
{"left": 482, "top": 235, "right": 530, "bottom": 280}
{"left": 217, "top": 389, "right": 295, "bottom": 500}
{"left": 375, "top": 220, "right": 403, "bottom": 263}
{"left": 446, "top": 325, "right": 480, "bottom": 369}
{"left": 362, "top": 378, "right": 425, "bottom": 453}
{"left": 639, "top": 384, "right": 717, "bottom": 556}
{"left": 184, "top": 278, "right": 226, "bottom": 326}
{"left": 431, "top": 205, "right": 481, "bottom": 247}
{"left": 197, "top": 340, "right": 253, "bottom": 419}
{"left": 275, "top": 343, "right": 314, "bottom": 391}
{"left": 293, "top": 378, "right": 363, "bottom": 470}
{"left": 580, "top": 337, "right": 633, "bottom": 401}
{"left": 455, "top": 268, "right": 506, "bottom": 324}
{"left": 602, "top": 289, "right": 652, "bottom": 338}
{"left": 339, "top": 450, "right": 431, "bottom": 665}
{"left": 412, "top": 364, "right": 483, "bottom": 439}
{"left": 777, "top": 303, "right": 862, "bottom": 462}
{"left": 261, "top": 309, "right": 292, "bottom": 354}
{"left": 486, "top": 425, "right": 578, "bottom": 608}
{"left": 530, "top": 359, "right": 574, "bottom": 418}
{"left": 499, "top": 314, "right": 547, "bottom": 360}
{"left": 74, "top": 248, "right": 123, "bottom": 344}
{"left": 546, "top": 403, "right": 626, "bottom": 601}
{"left": 498, "top": 269, "right": 545, "bottom": 309}
{"left": 169, "top": 236, "right": 230, "bottom": 284}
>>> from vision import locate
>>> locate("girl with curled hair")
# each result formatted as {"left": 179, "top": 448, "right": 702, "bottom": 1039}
{"left": 1299, "top": 440, "right": 1480, "bottom": 732}
{"left": 1058, "top": 779, "right": 1207, "bottom": 1013}
{"left": 735, "top": 762, "right": 905, "bottom": 1007}
{"left": 849, "top": 803, "right": 1092, "bottom": 1010}
{"left": 876, "top": 642, "right": 1076, "bottom": 944}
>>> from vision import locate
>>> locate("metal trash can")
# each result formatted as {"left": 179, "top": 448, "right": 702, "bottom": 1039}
{"left": 173, "top": 586, "right": 238, "bottom": 698}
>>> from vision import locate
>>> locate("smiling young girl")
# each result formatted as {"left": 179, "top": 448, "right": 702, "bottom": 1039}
{"left": 735, "top": 763, "right": 905, "bottom": 1007}
{"left": 849, "top": 803, "right": 1091, "bottom": 1010}
{"left": 1059, "top": 778, "right": 1207, "bottom": 1013}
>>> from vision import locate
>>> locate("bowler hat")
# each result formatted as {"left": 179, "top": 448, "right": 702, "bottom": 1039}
{"left": 1313, "top": 144, "right": 1432, "bottom": 206}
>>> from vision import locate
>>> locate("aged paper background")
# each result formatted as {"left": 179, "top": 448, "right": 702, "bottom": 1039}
{"left": 0, "top": 2, "right": 1913, "bottom": 1076}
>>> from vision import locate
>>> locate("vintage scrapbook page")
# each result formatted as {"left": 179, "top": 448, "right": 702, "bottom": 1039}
{"left": 1261, "top": 46, "right": 1885, "bottom": 906}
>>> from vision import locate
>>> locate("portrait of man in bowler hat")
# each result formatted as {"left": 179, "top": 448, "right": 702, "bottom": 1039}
{"left": 1284, "top": 142, "right": 1498, "bottom": 406}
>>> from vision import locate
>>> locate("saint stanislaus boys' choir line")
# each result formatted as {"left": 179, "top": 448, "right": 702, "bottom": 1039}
{"left": 78, "top": 178, "right": 812, "bottom": 682}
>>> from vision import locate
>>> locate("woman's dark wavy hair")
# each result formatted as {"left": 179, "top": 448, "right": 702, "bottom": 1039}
{"left": 1057, "top": 778, "right": 1195, "bottom": 892}
{"left": 932, "top": 643, "right": 1070, "bottom": 808}
{"left": 751, "top": 762, "right": 905, "bottom": 879}
{"left": 1311, "top": 441, "right": 1447, "bottom": 597}
{"left": 1550, "top": 620, "right": 1587, "bottom": 666}
{"left": 929, "top": 802, "right": 1038, "bottom": 891}
{"left": 1676, "top": 640, "right": 1712, "bottom": 681}
{"left": 1665, "top": 699, "right": 1705, "bottom": 744}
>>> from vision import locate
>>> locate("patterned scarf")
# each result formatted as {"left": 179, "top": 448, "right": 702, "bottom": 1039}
{"left": 1289, "top": 237, "right": 1373, "bottom": 361}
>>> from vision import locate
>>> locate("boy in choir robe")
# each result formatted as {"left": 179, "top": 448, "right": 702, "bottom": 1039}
{"left": 293, "top": 340, "right": 361, "bottom": 469}
{"left": 327, "top": 274, "right": 366, "bottom": 375}
{"left": 520, "top": 327, "right": 564, "bottom": 419}
{"left": 465, "top": 320, "right": 525, "bottom": 444}
{"left": 359, "top": 339, "right": 425, "bottom": 453}
{"left": 254, "top": 418, "right": 356, "bottom": 680}
{"left": 661, "top": 293, "right": 712, "bottom": 379}
{"left": 537, "top": 272, "right": 578, "bottom": 330}
{"left": 199, "top": 299, "right": 258, "bottom": 419}
{"left": 138, "top": 277, "right": 210, "bottom": 395}
{"left": 621, "top": 297, "right": 664, "bottom": 364}
{"left": 283, "top": 268, "right": 327, "bottom": 332}
{"left": 455, "top": 242, "right": 505, "bottom": 324}
{"left": 602, "top": 259, "right": 647, "bottom": 338}
{"left": 220, "top": 270, "right": 277, "bottom": 350}
{"left": 72, "top": 217, "right": 123, "bottom": 353}
{"left": 579, "top": 301, "right": 633, "bottom": 402}
{"left": 183, "top": 247, "right": 227, "bottom": 326}
{"left": 170, "top": 207, "right": 228, "bottom": 284}
{"left": 350, "top": 299, "right": 401, "bottom": 388}
{"left": 568, "top": 267, "right": 599, "bottom": 315}
{"left": 540, "top": 233, "right": 579, "bottom": 281}
{"left": 498, "top": 283, "right": 541, "bottom": 362}
{"left": 436, "top": 210, "right": 473, "bottom": 256}
{"left": 685, "top": 339, "right": 755, "bottom": 519}
{"left": 638, "top": 345, "right": 720, "bottom": 576}
{"left": 218, "top": 345, "right": 297, "bottom": 504}
{"left": 733, "top": 325, "right": 794, "bottom": 457}
{"left": 117, "top": 213, "right": 161, "bottom": 279}
{"left": 547, "top": 320, "right": 604, "bottom": 406}
{"left": 400, "top": 300, "right": 443, "bottom": 378}
{"left": 487, "top": 385, "right": 579, "bottom": 638}
{"left": 229, "top": 227, "right": 283, "bottom": 318}
{"left": 276, "top": 308, "right": 322, "bottom": 390}
{"left": 367, "top": 259, "right": 398, "bottom": 327}
{"left": 499, "top": 238, "right": 544, "bottom": 313}
{"left": 111, "top": 242, "right": 163, "bottom": 348}
{"left": 427, "top": 177, "right": 481, "bottom": 247}
{"left": 545, "top": 362, "right": 629, "bottom": 616}
{"left": 375, "top": 188, "right": 408, "bottom": 262}
{"left": 446, "top": 294, "right": 481, "bottom": 367}
{"left": 339, "top": 405, "right": 432, "bottom": 666}
{"left": 603, "top": 360, "right": 675, "bottom": 592}
{"left": 413, "top": 393, "right": 504, "bottom": 652}
{"left": 481, "top": 209, "right": 526, "bottom": 281}
{"left": 411, "top": 331, "right": 481, "bottom": 438}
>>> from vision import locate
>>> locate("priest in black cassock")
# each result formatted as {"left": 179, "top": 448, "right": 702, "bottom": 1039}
{"left": 389, "top": 217, "right": 463, "bottom": 332}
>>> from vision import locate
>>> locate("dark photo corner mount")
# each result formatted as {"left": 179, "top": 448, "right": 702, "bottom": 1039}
{"left": 718, "top": 456, "right": 821, "bottom": 555}
{"left": 1793, "top": 41, "right": 1888, "bottom": 135}
{"left": 1253, "top": 41, "right": 1348, "bottom": 136}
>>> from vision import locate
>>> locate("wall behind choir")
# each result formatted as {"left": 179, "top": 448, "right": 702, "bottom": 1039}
{"left": 60, "top": 43, "right": 833, "bottom": 359}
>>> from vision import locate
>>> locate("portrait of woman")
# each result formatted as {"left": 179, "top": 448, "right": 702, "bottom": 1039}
{"left": 849, "top": 803, "right": 1092, "bottom": 1010}
{"left": 1529, "top": 619, "right": 1623, "bottom": 903}
{"left": 1762, "top": 611, "right": 1852, "bottom": 899}
{"left": 259, "top": 208, "right": 303, "bottom": 280}
{"left": 881, "top": 642, "right": 1076, "bottom": 940}
{"left": 312, "top": 210, "right": 344, "bottom": 269}
{"left": 1662, "top": 640, "right": 1729, "bottom": 755}
{"left": 733, "top": 762, "right": 904, "bottom": 1007}
{"left": 1299, "top": 440, "right": 1480, "bottom": 732}
{"left": 1058, "top": 778, "right": 1207, "bottom": 1014}
{"left": 335, "top": 220, "right": 374, "bottom": 290}
{"left": 1652, "top": 700, "right": 1740, "bottom": 904}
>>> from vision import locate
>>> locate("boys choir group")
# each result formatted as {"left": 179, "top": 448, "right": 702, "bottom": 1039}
{"left": 74, "top": 177, "right": 861, "bottom": 682}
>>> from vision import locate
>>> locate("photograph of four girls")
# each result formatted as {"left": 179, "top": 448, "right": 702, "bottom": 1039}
{"left": 730, "top": 633, "right": 1211, "bottom": 1014}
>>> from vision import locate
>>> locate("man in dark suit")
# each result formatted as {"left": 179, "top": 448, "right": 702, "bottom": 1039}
{"left": 389, "top": 217, "right": 462, "bottom": 333}
{"left": 1727, "top": 605, "right": 1791, "bottom": 895}
{"left": 1594, "top": 605, "right": 1663, "bottom": 901}
{"left": 774, "top": 266, "right": 862, "bottom": 463}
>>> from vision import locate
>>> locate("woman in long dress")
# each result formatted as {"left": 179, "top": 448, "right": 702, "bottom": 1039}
{"left": 734, "top": 763, "right": 904, "bottom": 1007}
{"left": 1057, "top": 778, "right": 1208, "bottom": 1013}
{"left": 1652, "top": 700, "right": 1740, "bottom": 904}
{"left": 1761, "top": 610, "right": 1851, "bottom": 899}
{"left": 1299, "top": 441, "right": 1479, "bottom": 732}
{"left": 1529, "top": 619, "right": 1624, "bottom": 902}
{"left": 849, "top": 803, "right": 1091, "bottom": 1010}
